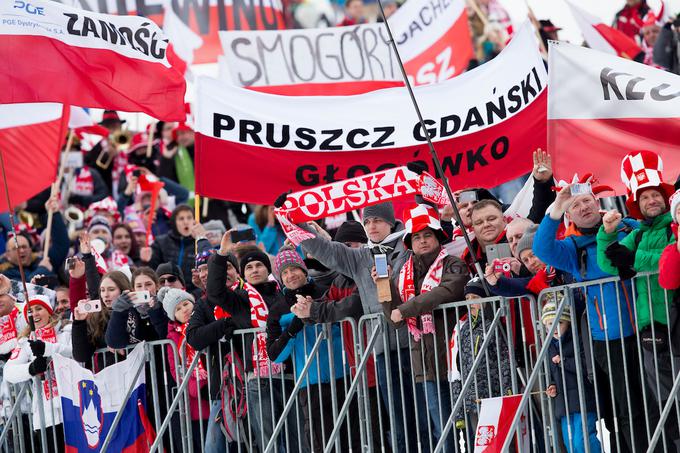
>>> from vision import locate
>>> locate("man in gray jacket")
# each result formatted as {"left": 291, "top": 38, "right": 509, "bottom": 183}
{"left": 294, "top": 202, "right": 420, "bottom": 453}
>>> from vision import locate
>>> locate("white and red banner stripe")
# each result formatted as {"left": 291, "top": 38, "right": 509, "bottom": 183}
{"left": 196, "top": 23, "right": 547, "bottom": 205}
{"left": 0, "top": 103, "right": 68, "bottom": 211}
{"left": 219, "top": 24, "right": 403, "bottom": 95}
{"left": 548, "top": 41, "right": 680, "bottom": 194}
{"left": 389, "top": 0, "right": 473, "bottom": 85}
{"left": 474, "top": 395, "right": 528, "bottom": 452}
{"left": 57, "top": 0, "right": 285, "bottom": 65}
{"left": 566, "top": 1, "right": 642, "bottom": 60}
{"left": 0, "top": 0, "right": 186, "bottom": 120}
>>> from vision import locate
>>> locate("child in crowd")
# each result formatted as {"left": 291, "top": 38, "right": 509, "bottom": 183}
{"left": 155, "top": 286, "right": 209, "bottom": 452}
{"left": 542, "top": 295, "right": 601, "bottom": 453}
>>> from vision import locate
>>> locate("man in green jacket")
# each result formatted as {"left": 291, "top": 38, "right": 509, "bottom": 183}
{"left": 596, "top": 150, "right": 678, "bottom": 450}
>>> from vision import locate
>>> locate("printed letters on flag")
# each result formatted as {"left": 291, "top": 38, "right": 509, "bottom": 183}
{"left": 0, "top": 0, "right": 186, "bottom": 121}
{"left": 219, "top": 24, "right": 404, "bottom": 95}
{"left": 548, "top": 41, "right": 680, "bottom": 193}
{"left": 0, "top": 104, "right": 68, "bottom": 211}
{"left": 58, "top": 0, "right": 285, "bottom": 65}
{"left": 389, "top": 0, "right": 473, "bottom": 85}
{"left": 195, "top": 23, "right": 547, "bottom": 205}
{"left": 54, "top": 343, "right": 150, "bottom": 452}
{"left": 474, "top": 395, "right": 528, "bottom": 452}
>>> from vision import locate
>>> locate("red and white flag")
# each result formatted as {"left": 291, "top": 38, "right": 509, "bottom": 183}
{"left": 163, "top": 3, "right": 203, "bottom": 69}
{"left": 0, "top": 104, "right": 68, "bottom": 211}
{"left": 389, "top": 0, "right": 473, "bottom": 85}
{"left": 548, "top": 41, "right": 680, "bottom": 194}
{"left": 219, "top": 24, "right": 404, "bottom": 95}
{"left": 566, "top": 1, "right": 642, "bottom": 60}
{"left": 0, "top": 0, "right": 186, "bottom": 120}
{"left": 196, "top": 23, "right": 547, "bottom": 205}
{"left": 474, "top": 395, "right": 528, "bottom": 452}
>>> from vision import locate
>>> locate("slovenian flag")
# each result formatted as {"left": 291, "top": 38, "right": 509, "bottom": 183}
{"left": 53, "top": 343, "right": 153, "bottom": 452}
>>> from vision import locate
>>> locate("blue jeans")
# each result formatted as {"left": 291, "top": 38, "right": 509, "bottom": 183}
{"left": 205, "top": 400, "right": 229, "bottom": 453}
{"left": 375, "top": 349, "right": 423, "bottom": 453}
{"left": 416, "top": 381, "right": 457, "bottom": 453}
{"left": 561, "top": 412, "right": 601, "bottom": 453}
{"left": 246, "top": 376, "right": 301, "bottom": 453}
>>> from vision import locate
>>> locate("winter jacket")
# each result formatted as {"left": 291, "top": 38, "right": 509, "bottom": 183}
{"left": 299, "top": 223, "right": 409, "bottom": 355}
{"left": 382, "top": 250, "right": 468, "bottom": 382}
{"left": 0, "top": 214, "right": 68, "bottom": 281}
{"left": 534, "top": 215, "right": 638, "bottom": 341}
{"left": 547, "top": 330, "right": 597, "bottom": 419}
{"left": 653, "top": 23, "right": 680, "bottom": 74}
{"left": 597, "top": 212, "right": 676, "bottom": 329}
{"left": 266, "top": 281, "right": 347, "bottom": 387}
{"left": 166, "top": 320, "right": 209, "bottom": 420}
{"left": 247, "top": 213, "right": 286, "bottom": 256}
{"left": 528, "top": 177, "right": 557, "bottom": 224}
{"left": 187, "top": 253, "right": 270, "bottom": 397}
{"left": 148, "top": 230, "right": 210, "bottom": 292}
{"left": 309, "top": 274, "right": 364, "bottom": 323}
{"left": 105, "top": 304, "right": 160, "bottom": 349}
{"left": 659, "top": 226, "right": 680, "bottom": 290}
{"left": 452, "top": 308, "right": 512, "bottom": 419}
{"left": 67, "top": 166, "right": 109, "bottom": 207}
{"left": 4, "top": 323, "right": 72, "bottom": 429}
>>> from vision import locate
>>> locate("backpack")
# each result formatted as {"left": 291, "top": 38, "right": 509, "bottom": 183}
{"left": 219, "top": 352, "right": 247, "bottom": 443}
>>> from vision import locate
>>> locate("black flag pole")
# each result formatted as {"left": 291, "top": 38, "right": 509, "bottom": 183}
{"left": 0, "top": 150, "right": 37, "bottom": 333}
{"left": 374, "top": 1, "right": 491, "bottom": 293}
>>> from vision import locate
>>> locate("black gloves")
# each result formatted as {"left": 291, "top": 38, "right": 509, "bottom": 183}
{"left": 222, "top": 318, "right": 235, "bottom": 339}
{"left": 112, "top": 292, "right": 134, "bottom": 312}
{"left": 28, "top": 356, "right": 49, "bottom": 376}
{"left": 29, "top": 340, "right": 46, "bottom": 357}
{"left": 286, "top": 317, "right": 305, "bottom": 338}
{"left": 605, "top": 242, "right": 636, "bottom": 280}
{"left": 274, "top": 190, "right": 292, "bottom": 209}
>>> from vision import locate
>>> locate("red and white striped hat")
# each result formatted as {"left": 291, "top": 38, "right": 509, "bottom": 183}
{"left": 620, "top": 150, "right": 674, "bottom": 218}
{"left": 403, "top": 204, "right": 448, "bottom": 248}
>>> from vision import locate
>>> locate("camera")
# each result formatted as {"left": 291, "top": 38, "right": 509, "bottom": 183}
{"left": 78, "top": 300, "right": 102, "bottom": 313}
{"left": 132, "top": 169, "right": 141, "bottom": 178}
{"left": 492, "top": 259, "right": 512, "bottom": 278}
{"left": 65, "top": 257, "right": 76, "bottom": 271}
{"left": 374, "top": 254, "right": 389, "bottom": 278}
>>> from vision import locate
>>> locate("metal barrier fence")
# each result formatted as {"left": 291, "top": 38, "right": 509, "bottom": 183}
{"left": 0, "top": 272, "right": 678, "bottom": 452}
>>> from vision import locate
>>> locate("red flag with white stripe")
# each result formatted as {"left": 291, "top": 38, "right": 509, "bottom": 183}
{"left": 548, "top": 41, "right": 680, "bottom": 194}
{"left": 566, "top": 1, "right": 642, "bottom": 60}
{"left": 0, "top": 0, "right": 186, "bottom": 121}
{"left": 474, "top": 395, "right": 528, "bottom": 452}
{"left": 0, "top": 103, "right": 68, "bottom": 211}
{"left": 196, "top": 23, "right": 547, "bottom": 204}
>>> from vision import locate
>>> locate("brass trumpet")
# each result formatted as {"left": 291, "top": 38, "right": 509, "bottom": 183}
{"left": 110, "top": 130, "right": 132, "bottom": 152}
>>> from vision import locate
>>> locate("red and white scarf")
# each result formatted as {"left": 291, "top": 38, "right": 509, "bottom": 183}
{"left": 35, "top": 325, "right": 58, "bottom": 400}
{"left": 398, "top": 248, "right": 447, "bottom": 341}
{"left": 215, "top": 282, "right": 284, "bottom": 377}
{"left": 447, "top": 314, "right": 468, "bottom": 382}
{"left": 0, "top": 307, "right": 19, "bottom": 345}
{"left": 176, "top": 323, "right": 207, "bottom": 379}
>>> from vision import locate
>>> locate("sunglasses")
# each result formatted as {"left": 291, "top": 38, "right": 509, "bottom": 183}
{"left": 159, "top": 276, "right": 178, "bottom": 284}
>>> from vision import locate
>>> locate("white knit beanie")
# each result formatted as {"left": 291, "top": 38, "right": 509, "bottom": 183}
{"left": 157, "top": 287, "right": 195, "bottom": 321}
{"left": 671, "top": 189, "right": 680, "bottom": 224}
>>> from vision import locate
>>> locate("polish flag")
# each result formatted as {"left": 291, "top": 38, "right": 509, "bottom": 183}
{"left": 0, "top": 0, "right": 186, "bottom": 121}
{"left": 548, "top": 41, "right": 680, "bottom": 194}
{"left": 566, "top": 1, "right": 642, "bottom": 60}
{"left": 163, "top": 3, "right": 203, "bottom": 70}
{"left": 0, "top": 103, "right": 68, "bottom": 211}
{"left": 474, "top": 395, "right": 527, "bottom": 452}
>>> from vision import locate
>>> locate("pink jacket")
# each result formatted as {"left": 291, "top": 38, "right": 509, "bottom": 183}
{"left": 167, "top": 321, "right": 210, "bottom": 421}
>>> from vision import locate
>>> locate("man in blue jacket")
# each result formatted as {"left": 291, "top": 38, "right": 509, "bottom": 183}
{"left": 533, "top": 182, "right": 648, "bottom": 453}
{"left": 266, "top": 247, "right": 358, "bottom": 453}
